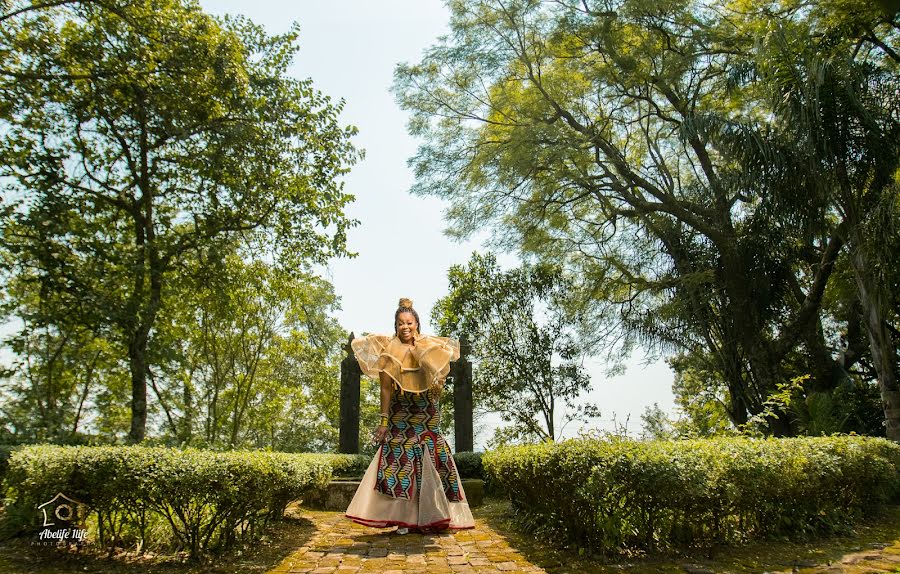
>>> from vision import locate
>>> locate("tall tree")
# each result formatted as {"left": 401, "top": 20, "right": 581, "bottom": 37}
{"left": 727, "top": 0, "right": 900, "bottom": 437}
{"left": 154, "top": 244, "right": 353, "bottom": 450}
{"left": 393, "top": 0, "right": 891, "bottom": 435}
{"left": 0, "top": 276, "right": 121, "bottom": 443}
{"left": 0, "top": 0, "right": 360, "bottom": 441}
{"left": 433, "top": 252, "right": 596, "bottom": 445}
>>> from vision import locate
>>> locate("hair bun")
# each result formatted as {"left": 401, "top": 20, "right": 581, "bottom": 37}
{"left": 398, "top": 297, "right": 414, "bottom": 309}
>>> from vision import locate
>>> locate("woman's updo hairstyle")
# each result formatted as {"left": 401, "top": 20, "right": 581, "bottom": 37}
{"left": 394, "top": 297, "right": 420, "bottom": 334}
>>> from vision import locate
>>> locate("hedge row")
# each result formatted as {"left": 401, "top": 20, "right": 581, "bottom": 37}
{"left": 453, "top": 451, "right": 484, "bottom": 480}
{"left": 482, "top": 436, "right": 900, "bottom": 553}
{"left": 322, "top": 453, "right": 370, "bottom": 477}
{"left": 2, "top": 445, "right": 336, "bottom": 557}
{"left": 312, "top": 451, "right": 486, "bottom": 480}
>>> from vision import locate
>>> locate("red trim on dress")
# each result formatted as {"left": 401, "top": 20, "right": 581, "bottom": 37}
{"left": 344, "top": 513, "right": 473, "bottom": 530}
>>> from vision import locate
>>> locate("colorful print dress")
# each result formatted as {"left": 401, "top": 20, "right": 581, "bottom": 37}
{"left": 344, "top": 333, "right": 475, "bottom": 530}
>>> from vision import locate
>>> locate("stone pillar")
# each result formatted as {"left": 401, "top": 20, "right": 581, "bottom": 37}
{"left": 452, "top": 335, "right": 474, "bottom": 453}
{"left": 339, "top": 332, "right": 361, "bottom": 454}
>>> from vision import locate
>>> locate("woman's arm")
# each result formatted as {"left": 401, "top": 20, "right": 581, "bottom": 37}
{"left": 373, "top": 371, "right": 393, "bottom": 443}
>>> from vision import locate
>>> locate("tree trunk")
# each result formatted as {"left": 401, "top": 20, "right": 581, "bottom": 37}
{"left": 128, "top": 325, "right": 150, "bottom": 443}
{"left": 850, "top": 243, "right": 900, "bottom": 440}
{"left": 126, "top": 271, "right": 163, "bottom": 443}
{"left": 726, "top": 380, "right": 749, "bottom": 427}
{"left": 127, "top": 98, "right": 164, "bottom": 443}
{"left": 181, "top": 373, "right": 194, "bottom": 444}
{"left": 804, "top": 316, "right": 846, "bottom": 393}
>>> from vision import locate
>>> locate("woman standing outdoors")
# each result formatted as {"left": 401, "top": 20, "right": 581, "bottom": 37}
{"left": 344, "top": 298, "right": 475, "bottom": 534}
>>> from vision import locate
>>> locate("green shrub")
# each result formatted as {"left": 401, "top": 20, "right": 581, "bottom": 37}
{"left": 2, "top": 445, "right": 336, "bottom": 558}
{"left": 453, "top": 451, "right": 484, "bottom": 480}
{"left": 316, "top": 453, "right": 370, "bottom": 478}
{"left": 0, "top": 444, "right": 18, "bottom": 483}
{"left": 482, "top": 436, "right": 900, "bottom": 553}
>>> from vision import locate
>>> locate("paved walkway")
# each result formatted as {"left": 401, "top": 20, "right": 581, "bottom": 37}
{"left": 267, "top": 504, "right": 900, "bottom": 574}
{"left": 268, "top": 508, "right": 546, "bottom": 574}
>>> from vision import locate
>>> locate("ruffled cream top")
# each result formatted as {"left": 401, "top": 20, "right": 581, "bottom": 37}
{"left": 351, "top": 333, "right": 460, "bottom": 394}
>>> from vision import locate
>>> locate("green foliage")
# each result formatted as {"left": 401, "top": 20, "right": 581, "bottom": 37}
{"left": 829, "top": 379, "right": 888, "bottom": 436}
{"left": 0, "top": 444, "right": 18, "bottom": 484}
{"left": 0, "top": 237, "right": 354, "bottom": 451}
{"left": 433, "top": 251, "right": 598, "bottom": 445}
{"left": 395, "top": 0, "right": 900, "bottom": 437}
{"left": 792, "top": 391, "right": 849, "bottom": 437}
{"left": 1, "top": 445, "right": 338, "bottom": 557}
{"left": 483, "top": 436, "right": 900, "bottom": 554}
{"left": 150, "top": 246, "right": 350, "bottom": 451}
{"left": 741, "top": 374, "right": 888, "bottom": 438}
{"left": 670, "top": 350, "right": 887, "bottom": 439}
{"left": 0, "top": 334, "right": 126, "bottom": 444}
{"left": 639, "top": 403, "right": 674, "bottom": 440}
{"left": 452, "top": 450, "right": 484, "bottom": 479}
{"left": 735, "top": 0, "right": 900, "bottom": 438}
{"left": 668, "top": 353, "right": 734, "bottom": 437}
{"left": 0, "top": 0, "right": 361, "bottom": 441}
{"left": 322, "top": 453, "right": 370, "bottom": 478}
{"left": 741, "top": 375, "right": 809, "bottom": 437}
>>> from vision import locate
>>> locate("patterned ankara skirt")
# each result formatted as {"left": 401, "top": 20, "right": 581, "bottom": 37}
{"left": 344, "top": 388, "right": 475, "bottom": 530}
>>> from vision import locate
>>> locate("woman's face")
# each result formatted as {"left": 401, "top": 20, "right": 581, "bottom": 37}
{"left": 396, "top": 311, "right": 418, "bottom": 343}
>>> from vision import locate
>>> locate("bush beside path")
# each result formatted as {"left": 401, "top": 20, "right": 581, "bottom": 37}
{"left": 476, "top": 500, "right": 900, "bottom": 574}
{"left": 483, "top": 436, "right": 900, "bottom": 554}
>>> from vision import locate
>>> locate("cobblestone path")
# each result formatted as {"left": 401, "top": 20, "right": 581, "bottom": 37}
{"left": 268, "top": 508, "right": 546, "bottom": 574}
{"left": 266, "top": 503, "right": 900, "bottom": 574}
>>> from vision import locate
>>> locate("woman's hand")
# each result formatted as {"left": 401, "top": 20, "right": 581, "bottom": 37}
{"left": 372, "top": 424, "right": 388, "bottom": 444}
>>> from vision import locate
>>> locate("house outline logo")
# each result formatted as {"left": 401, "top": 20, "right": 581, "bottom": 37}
{"left": 37, "top": 492, "right": 82, "bottom": 528}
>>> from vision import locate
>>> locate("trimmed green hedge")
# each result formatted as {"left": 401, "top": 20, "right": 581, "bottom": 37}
{"left": 302, "top": 451, "right": 485, "bottom": 480}
{"left": 483, "top": 436, "right": 900, "bottom": 553}
{"left": 453, "top": 451, "right": 484, "bottom": 480}
{"left": 2, "top": 445, "right": 335, "bottom": 557}
{"left": 320, "top": 453, "right": 370, "bottom": 477}
{"left": 319, "top": 451, "right": 485, "bottom": 480}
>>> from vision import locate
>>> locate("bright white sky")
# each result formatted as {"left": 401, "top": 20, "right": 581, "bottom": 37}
{"left": 200, "top": 0, "right": 676, "bottom": 448}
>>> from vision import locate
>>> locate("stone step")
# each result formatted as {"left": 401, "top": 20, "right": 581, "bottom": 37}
{"left": 303, "top": 478, "right": 484, "bottom": 511}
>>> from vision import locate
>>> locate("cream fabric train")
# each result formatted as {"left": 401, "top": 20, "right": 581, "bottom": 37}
{"left": 344, "top": 442, "right": 476, "bottom": 529}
